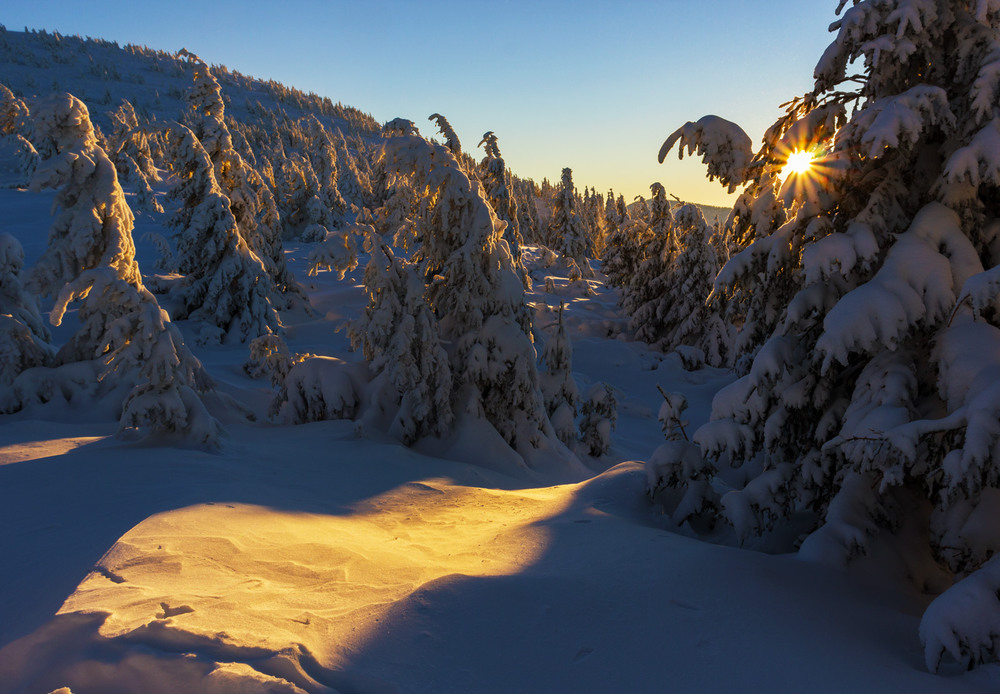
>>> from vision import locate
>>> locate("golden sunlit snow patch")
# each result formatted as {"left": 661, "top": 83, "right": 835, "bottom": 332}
{"left": 0, "top": 436, "right": 108, "bottom": 465}
{"left": 58, "top": 480, "right": 573, "bottom": 670}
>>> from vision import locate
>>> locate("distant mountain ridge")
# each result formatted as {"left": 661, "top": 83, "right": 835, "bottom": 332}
{"left": 694, "top": 203, "right": 731, "bottom": 225}
{"left": 627, "top": 198, "right": 731, "bottom": 226}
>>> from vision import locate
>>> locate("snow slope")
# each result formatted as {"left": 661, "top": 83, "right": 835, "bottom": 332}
{"left": 0, "top": 182, "right": 997, "bottom": 692}
{"left": 0, "top": 27, "right": 380, "bottom": 148}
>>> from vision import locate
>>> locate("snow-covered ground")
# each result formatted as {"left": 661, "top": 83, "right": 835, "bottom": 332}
{"left": 0, "top": 185, "right": 997, "bottom": 693}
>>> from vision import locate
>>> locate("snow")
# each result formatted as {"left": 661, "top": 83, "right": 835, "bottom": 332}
{"left": 817, "top": 203, "right": 974, "bottom": 370}
{"left": 1, "top": 420, "right": 993, "bottom": 692}
{"left": 1, "top": 27, "right": 999, "bottom": 694}
{"left": 921, "top": 554, "right": 1000, "bottom": 673}
{"left": 0, "top": 192, "right": 994, "bottom": 690}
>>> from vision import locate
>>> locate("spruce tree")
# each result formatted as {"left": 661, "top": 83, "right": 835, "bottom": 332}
{"left": 334, "top": 128, "right": 371, "bottom": 210}
{"left": 599, "top": 191, "right": 624, "bottom": 280}
{"left": 579, "top": 382, "right": 618, "bottom": 457}
{"left": 515, "top": 178, "right": 543, "bottom": 244}
{"left": 0, "top": 83, "right": 29, "bottom": 136}
{"left": 10, "top": 94, "right": 218, "bottom": 444}
{"left": 478, "top": 131, "right": 523, "bottom": 266}
{"left": 349, "top": 242, "right": 454, "bottom": 444}
{"left": 538, "top": 302, "right": 580, "bottom": 447}
{"left": 658, "top": 203, "right": 729, "bottom": 366}
{"left": 428, "top": 112, "right": 462, "bottom": 157}
{"left": 0, "top": 83, "right": 38, "bottom": 187}
{"left": 622, "top": 183, "right": 674, "bottom": 344}
{"left": 355, "top": 119, "right": 552, "bottom": 452}
{"left": 655, "top": 0, "right": 1000, "bottom": 671}
{"left": 0, "top": 233, "right": 52, "bottom": 386}
{"left": 300, "top": 114, "right": 349, "bottom": 228}
{"left": 178, "top": 50, "right": 298, "bottom": 298}
{"left": 26, "top": 95, "right": 144, "bottom": 329}
{"left": 106, "top": 98, "right": 158, "bottom": 183}
{"left": 602, "top": 194, "right": 646, "bottom": 289}
{"left": 165, "top": 124, "right": 282, "bottom": 344}
{"left": 276, "top": 153, "right": 336, "bottom": 238}
{"left": 624, "top": 192, "right": 729, "bottom": 366}
{"left": 549, "top": 167, "right": 593, "bottom": 277}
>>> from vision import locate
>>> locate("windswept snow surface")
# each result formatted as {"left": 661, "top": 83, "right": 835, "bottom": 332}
{"left": 1, "top": 187, "right": 998, "bottom": 692}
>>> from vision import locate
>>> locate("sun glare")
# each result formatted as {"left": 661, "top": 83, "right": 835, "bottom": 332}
{"left": 783, "top": 149, "right": 815, "bottom": 178}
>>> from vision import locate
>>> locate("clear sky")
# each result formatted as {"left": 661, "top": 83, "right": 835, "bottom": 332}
{"left": 5, "top": 1, "right": 842, "bottom": 207}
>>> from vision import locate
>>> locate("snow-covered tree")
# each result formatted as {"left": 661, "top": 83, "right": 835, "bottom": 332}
{"left": 348, "top": 240, "right": 454, "bottom": 443}
{"left": 0, "top": 83, "right": 37, "bottom": 187}
{"left": 0, "top": 83, "right": 29, "bottom": 136}
{"left": 515, "top": 178, "right": 543, "bottom": 244}
{"left": 622, "top": 183, "right": 674, "bottom": 344}
{"left": 88, "top": 271, "right": 221, "bottom": 446}
{"left": 581, "top": 186, "right": 606, "bottom": 259}
{"left": 601, "top": 193, "right": 643, "bottom": 288}
{"left": 352, "top": 120, "right": 552, "bottom": 452}
{"left": 106, "top": 98, "right": 158, "bottom": 182}
{"left": 478, "top": 131, "right": 523, "bottom": 266}
{"left": 0, "top": 233, "right": 52, "bottom": 385}
{"left": 25, "top": 94, "right": 143, "bottom": 324}
{"left": 229, "top": 119, "right": 259, "bottom": 168}
{"left": 249, "top": 176, "right": 299, "bottom": 297}
{"left": 276, "top": 153, "right": 336, "bottom": 238}
{"left": 165, "top": 124, "right": 282, "bottom": 344}
{"left": 428, "top": 112, "right": 462, "bottom": 157}
{"left": 538, "top": 302, "right": 580, "bottom": 446}
{"left": 579, "top": 382, "right": 617, "bottom": 457}
{"left": 647, "top": 388, "right": 718, "bottom": 528}
{"left": 625, "top": 197, "right": 730, "bottom": 366}
{"left": 373, "top": 153, "right": 419, "bottom": 243}
{"left": 654, "top": 0, "right": 1000, "bottom": 671}
{"left": 178, "top": 49, "right": 233, "bottom": 171}
{"left": 366, "top": 121, "right": 420, "bottom": 242}
{"left": 664, "top": 204, "right": 730, "bottom": 365}
{"left": 300, "top": 114, "right": 349, "bottom": 228}
{"left": 307, "top": 218, "right": 367, "bottom": 280}
{"left": 103, "top": 99, "right": 163, "bottom": 214}
{"left": 178, "top": 49, "right": 299, "bottom": 299}
{"left": 549, "top": 167, "right": 593, "bottom": 277}
{"left": 243, "top": 332, "right": 313, "bottom": 387}
{"left": 270, "top": 356, "right": 367, "bottom": 425}
{"left": 334, "top": 128, "right": 371, "bottom": 210}
{"left": 8, "top": 94, "right": 218, "bottom": 444}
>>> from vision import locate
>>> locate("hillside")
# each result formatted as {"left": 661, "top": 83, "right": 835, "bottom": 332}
{"left": 0, "top": 25, "right": 380, "bottom": 148}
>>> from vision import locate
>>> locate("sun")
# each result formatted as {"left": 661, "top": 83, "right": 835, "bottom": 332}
{"left": 782, "top": 149, "right": 816, "bottom": 178}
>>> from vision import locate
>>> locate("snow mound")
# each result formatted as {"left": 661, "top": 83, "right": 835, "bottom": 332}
{"left": 3, "top": 483, "right": 571, "bottom": 692}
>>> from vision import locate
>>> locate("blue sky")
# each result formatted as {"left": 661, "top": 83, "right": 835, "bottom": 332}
{"left": 6, "top": 1, "right": 840, "bottom": 207}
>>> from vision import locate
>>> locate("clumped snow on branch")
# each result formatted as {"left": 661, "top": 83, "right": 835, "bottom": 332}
{"left": 658, "top": 115, "right": 753, "bottom": 194}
